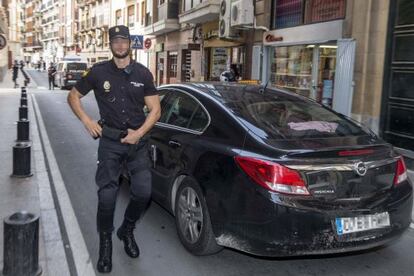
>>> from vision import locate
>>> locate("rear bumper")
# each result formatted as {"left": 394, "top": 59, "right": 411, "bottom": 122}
{"left": 211, "top": 179, "right": 413, "bottom": 257}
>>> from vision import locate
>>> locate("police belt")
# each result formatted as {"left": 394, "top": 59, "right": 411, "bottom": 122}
{"left": 98, "top": 120, "right": 128, "bottom": 141}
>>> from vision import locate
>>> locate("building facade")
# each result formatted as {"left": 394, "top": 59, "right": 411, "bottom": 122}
{"left": 22, "top": 0, "right": 43, "bottom": 65}
{"left": 0, "top": 0, "right": 9, "bottom": 79}
{"left": 77, "top": 0, "right": 111, "bottom": 64}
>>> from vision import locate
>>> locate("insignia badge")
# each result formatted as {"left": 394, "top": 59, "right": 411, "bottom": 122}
{"left": 115, "top": 27, "right": 120, "bottom": 33}
{"left": 82, "top": 69, "right": 90, "bottom": 77}
{"left": 103, "top": 81, "right": 111, "bottom": 92}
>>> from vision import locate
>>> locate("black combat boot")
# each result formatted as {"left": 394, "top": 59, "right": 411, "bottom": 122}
{"left": 97, "top": 232, "right": 112, "bottom": 273}
{"left": 116, "top": 219, "right": 140, "bottom": 258}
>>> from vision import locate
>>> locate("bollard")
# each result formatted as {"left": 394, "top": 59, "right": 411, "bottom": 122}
{"left": 19, "top": 106, "right": 28, "bottom": 121}
{"left": 20, "top": 97, "right": 28, "bottom": 107}
{"left": 11, "top": 143, "right": 32, "bottom": 178}
{"left": 21, "top": 91, "right": 27, "bottom": 98}
{"left": 16, "top": 120, "right": 30, "bottom": 142}
{"left": 2, "top": 211, "right": 42, "bottom": 276}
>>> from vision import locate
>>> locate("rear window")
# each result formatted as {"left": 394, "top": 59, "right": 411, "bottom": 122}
{"left": 220, "top": 88, "right": 366, "bottom": 140}
{"left": 67, "top": 63, "right": 87, "bottom": 71}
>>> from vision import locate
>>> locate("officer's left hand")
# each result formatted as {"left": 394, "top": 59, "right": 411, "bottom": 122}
{"left": 120, "top": 129, "right": 142, "bottom": 145}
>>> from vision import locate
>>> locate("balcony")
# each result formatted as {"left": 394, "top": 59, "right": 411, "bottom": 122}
{"left": 179, "top": 0, "right": 220, "bottom": 24}
{"left": 143, "top": 1, "right": 180, "bottom": 35}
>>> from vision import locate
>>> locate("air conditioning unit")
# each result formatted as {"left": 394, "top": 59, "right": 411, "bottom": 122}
{"left": 219, "top": 0, "right": 237, "bottom": 38}
{"left": 231, "top": 0, "right": 254, "bottom": 28}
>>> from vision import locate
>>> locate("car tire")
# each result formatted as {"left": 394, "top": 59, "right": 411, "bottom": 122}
{"left": 174, "top": 178, "right": 223, "bottom": 256}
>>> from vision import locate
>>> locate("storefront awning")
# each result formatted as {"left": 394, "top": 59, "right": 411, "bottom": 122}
{"left": 204, "top": 38, "right": 244, "bottom": 48}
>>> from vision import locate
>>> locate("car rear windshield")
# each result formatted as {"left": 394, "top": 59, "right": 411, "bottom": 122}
{"left": 220, "top": 87, "right": 366, "bottom": 140}
{"left": 67, "top": 63, "right": 87, "bottom": 71}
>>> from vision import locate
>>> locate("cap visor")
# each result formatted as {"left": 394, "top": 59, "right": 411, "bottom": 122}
{"left": 110, "top": 35, "right": 130, "bottom": 40}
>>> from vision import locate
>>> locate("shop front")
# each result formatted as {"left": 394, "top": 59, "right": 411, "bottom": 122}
{"left": 263, "top": 19, "right": 355, "bottom": 116}
{"left": 202, "top": 21, "right": 246, "bottom": 81}
{"left": 269, "top": 43, "right": 337, "bottom": 107}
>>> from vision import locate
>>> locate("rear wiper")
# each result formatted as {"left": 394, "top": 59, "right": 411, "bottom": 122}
{"left": 259, "top": 79, "right": 269, "bottom": 94}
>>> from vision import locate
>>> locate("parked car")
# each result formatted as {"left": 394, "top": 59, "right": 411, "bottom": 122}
{"left": 55, "top": 59, "right": 88, "bottom": 90}
{"left": 144, "top": 82, "right": 413, "bottom": 257}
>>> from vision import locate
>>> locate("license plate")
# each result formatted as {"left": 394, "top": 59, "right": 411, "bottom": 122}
{"left": 335, "top": 212, "right": 390, "bottom": 235}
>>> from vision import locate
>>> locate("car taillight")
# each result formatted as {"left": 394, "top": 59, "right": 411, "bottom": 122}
{"left": 394, "top": 157, "right": 408, "bottom": 186}
{"left": 235, "top": 156, "right": 309, "bottom": 195}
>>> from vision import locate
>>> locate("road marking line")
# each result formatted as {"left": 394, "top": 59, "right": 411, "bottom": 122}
{"left": 32, "top": 94, "right": 96, "bottom": 276}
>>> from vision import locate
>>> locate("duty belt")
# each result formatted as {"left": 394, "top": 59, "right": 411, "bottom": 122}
{"left": 97, "top": 120, "right": 128, "bottom": 141}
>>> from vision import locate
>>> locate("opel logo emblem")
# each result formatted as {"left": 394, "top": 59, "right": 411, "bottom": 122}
{"left": 354, "top": 162, "right": 367, "bottom": 176}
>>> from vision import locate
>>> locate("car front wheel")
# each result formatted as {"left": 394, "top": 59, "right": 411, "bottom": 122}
{"left": 174, "top": 178, "right": 223, "bottom": 256}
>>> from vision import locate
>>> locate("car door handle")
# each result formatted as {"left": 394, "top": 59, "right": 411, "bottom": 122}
{"left": 168, "top": 140, "right": 181, "bottom": 148}
{"left": 150, "top": 144, "right": 157, "bottom": 168}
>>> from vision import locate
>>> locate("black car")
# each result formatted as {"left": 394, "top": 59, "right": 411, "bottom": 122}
{"left": 146, "top": 83, "right": 413, "bottom": 257}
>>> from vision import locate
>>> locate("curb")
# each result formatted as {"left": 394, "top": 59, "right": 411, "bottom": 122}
{"left": 31, "top": 93, "right": 96, "bottom": 276}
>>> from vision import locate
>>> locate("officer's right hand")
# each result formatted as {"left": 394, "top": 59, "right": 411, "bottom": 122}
{"left": 83, "top": 119, "right": 102, "bottom": 139}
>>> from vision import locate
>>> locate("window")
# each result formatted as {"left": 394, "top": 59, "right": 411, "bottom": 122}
{"left": 128, "top": 5, "right": 135, "bottom": 28}
{"left": 168, "top": 52, "right": 178, "bottom": 78}
{"left": 160, "top": 92, "right": 209, "bottom": 131}
{"left": 220, "top": 87, "right": 365, "bottom": 140}
{"left": 272, "top": 0, "right": 346, "bottom": 29}
{"left": 136, "top": 4, "right": 140, "bottom": 23}
{"left": 141, "top": 2, "right": 146, "bottom": 26}
{"left": 116, "top": 9, "right": 122, "bottom": 25}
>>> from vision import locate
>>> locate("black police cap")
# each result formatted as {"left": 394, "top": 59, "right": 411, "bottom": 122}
{"left": 109, "top": 25, "right": 130, "bottom": 41}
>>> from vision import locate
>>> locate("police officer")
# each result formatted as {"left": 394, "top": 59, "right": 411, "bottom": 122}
{"left": 67, "top": 25, "right": 160, "bottom": 273}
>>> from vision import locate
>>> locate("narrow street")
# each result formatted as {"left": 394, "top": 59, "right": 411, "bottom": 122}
{"left": 28, "top": 69, "right": 414, "bottom": 276}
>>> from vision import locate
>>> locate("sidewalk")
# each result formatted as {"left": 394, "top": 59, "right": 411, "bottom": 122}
{"left": 0, "top": 76, "right": 71, "bottom": 275}
{"left": 0, "top": 68, "right": 37, "bottom": 91}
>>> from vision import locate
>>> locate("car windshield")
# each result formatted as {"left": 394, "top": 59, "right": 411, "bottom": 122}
{"left": 67, "top": 63, "right": 87, "bottom": 71}
{"left": 217, "top": 86, "right": 366, "bottom": 140}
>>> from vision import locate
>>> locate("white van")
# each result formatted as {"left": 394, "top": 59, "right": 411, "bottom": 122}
{"left": 55, "top": 56, "right": 88, "bottom": 89}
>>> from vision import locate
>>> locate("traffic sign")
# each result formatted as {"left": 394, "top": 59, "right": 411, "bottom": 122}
{"left": 144, "top": 38, "right": 152, "bottom": 49}
{"left": 130, "top": 35, "right": 144, "bottom": 49}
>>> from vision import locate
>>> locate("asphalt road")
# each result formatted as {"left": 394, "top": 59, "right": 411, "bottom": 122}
{"left": 28, "top": 70, "right": 414, "bottom": 276}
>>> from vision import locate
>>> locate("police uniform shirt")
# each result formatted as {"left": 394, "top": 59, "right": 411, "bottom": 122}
{"left": 74, "top": 59, "right": 158, "bottom": 130}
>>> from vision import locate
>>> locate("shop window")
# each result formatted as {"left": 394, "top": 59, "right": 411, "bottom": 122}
{"left": 270, "top": 46, "right": 313, "bottom": 98}
{"left": 210, "top": 48, "right": 230, "bottom": 81}
{"left": 168, "top": 52, "right": 178, "bottom": 78}
{"left": 269, "top": 44, "right": 337, "bottom": 107}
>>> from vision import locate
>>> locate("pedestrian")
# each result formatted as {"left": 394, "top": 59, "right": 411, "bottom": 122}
{"left": 48, "top": 63, "right": 57, "bottom": 90}
{"left": 67, "top": 25, "right": 160, "bottom": 273}
{"left": 12, "top": 60, "right": 19, "bottom": 88}
{"left": 20, "top": 60, "right": 25, "bottom": 69}
{"left": 42, "top": 61, "right": 46, "bottom": 71}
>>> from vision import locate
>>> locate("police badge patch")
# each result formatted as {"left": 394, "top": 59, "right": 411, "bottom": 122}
{"left": 82, "top": 69, "right": 90, "bottom": 77}
{"left": 103, "top": 81, "right": 111, "bottom": 92}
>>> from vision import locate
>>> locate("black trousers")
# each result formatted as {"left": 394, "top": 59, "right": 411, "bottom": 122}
{"left": 96, "top": 137, "right": 152, "bottom": 233}
{"left": 48, "top": 77, "right": 54, "bottom": 90}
